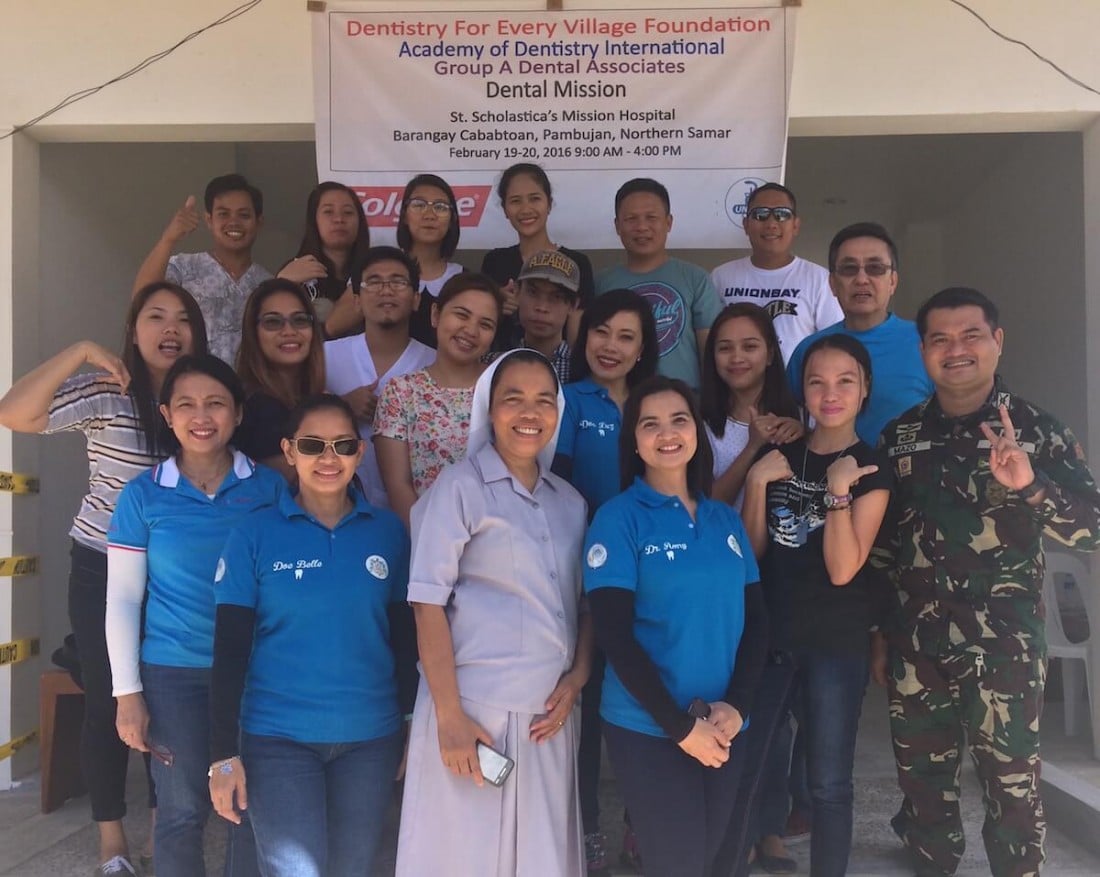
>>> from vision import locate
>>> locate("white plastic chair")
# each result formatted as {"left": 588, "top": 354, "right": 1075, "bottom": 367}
{"left": 1043, "top": 551, "right": 1092, "bottom": 736}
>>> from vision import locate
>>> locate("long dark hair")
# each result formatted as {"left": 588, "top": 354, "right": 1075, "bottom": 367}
{"left": 569, "top": 289, "right": 658, "bottom": 387}
{"left": 236, "top": 279, "right": 325, "bottom": 409}
{"left": 396, "top": 174, "right": 461, "bottom": 259}
{"left": 619, "top": 376, "right": 713, "bottom": 495}
{"left": 159, "top": 354, "right": 245, "bottom": 454}
{"left": 700, "top": 303, "right": 797, "bottom": 436}
{"left": 295, "top": 182, "right": 371, "bottom": 281}
{"left": 123, "top": 282, "right": 208, "bottom": 456}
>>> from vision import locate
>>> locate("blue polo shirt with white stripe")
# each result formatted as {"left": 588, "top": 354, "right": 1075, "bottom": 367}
{"left": 584, "top": 477, "right": 759, "bottom": 738}
{"left": 215, "top": 488, "right": 409, "bottom": 743}
{"left": 108, "top": 451, "right": 284, "bottom": 670}
{"left": 558, "top": 378, "right": 623, "bottom": 512}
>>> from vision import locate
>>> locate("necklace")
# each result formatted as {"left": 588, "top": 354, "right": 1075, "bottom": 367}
{"left": 795, "top": 441, "right": 851, "bottom": 545}
{"left": 179, "top": 456, "right": 232, "bottom": 493}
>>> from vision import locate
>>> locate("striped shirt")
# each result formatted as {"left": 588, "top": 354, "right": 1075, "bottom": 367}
{"left": 44, "top": 373, "right": 158, "bottom": 552}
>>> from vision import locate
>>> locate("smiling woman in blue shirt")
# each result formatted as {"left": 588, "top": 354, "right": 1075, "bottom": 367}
{"left": 105, "top": 354, "right": 283, "bottom": 877}
{"left": 208, "top": 394, "right": 414, "bottom": 877}
{"left": 584, "top": 375, "right": 768, "bottom": 877}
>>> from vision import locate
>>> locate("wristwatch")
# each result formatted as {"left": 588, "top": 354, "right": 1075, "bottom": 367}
{"left": 824, "top": 491, "right": 853, "bottom": 511}
{"left": 688, "top": 697, "right": 711, "bottom": 719}
{"left": 207, "top": 757, "right": 237, "bottom": 778}
{"left": 1017, "top": 471, "right": 1050, "bottom": 501}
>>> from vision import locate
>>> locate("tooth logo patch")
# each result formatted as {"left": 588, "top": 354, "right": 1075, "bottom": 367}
{"left": 587, "top": 543, "right": 607, "bottom": 569}
{"left": 366, "top": 555, "right": 389, "bottom": 579}
{"left": 214, "top": 558, "right": 226, "bottom": 583}
{"left": 727, "top": 534, "right": 743, "bottom": 557}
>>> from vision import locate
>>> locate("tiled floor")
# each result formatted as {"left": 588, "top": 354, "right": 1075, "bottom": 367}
{"left": 3, "top": 684, "right": 1099, "bottom": 875}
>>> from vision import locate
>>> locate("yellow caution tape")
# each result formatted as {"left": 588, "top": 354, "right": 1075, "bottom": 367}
{"left": 0, "top": 555, "right": 38, "bottom": 576}
{"left": 0, "top": 471, "right": 39, "bottom": 494}
{"left": 0, "top": 729, "right": 38, "bottom": 761}
{"left": 0, "top": 638, "right": 40, "bottom": 667}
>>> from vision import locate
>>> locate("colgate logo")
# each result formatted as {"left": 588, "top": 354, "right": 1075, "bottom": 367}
{"left": 351, "top": 186, "right": 492, "bottom": 228}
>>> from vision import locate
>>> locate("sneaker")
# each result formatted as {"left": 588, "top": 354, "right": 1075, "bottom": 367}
{"left": 620, "top": 825, "right": 644, "bottom": 872}
{"left": 783, "top": 807, "right": 811, "bottom": 842}
{"left": 95, "top": 856, "right": 136, "bottom": 876}
{"left": 585, "top": 831, "right": 610, "bottom": 875}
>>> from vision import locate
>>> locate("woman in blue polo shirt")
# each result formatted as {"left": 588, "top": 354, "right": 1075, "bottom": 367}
{"left": 208, "top": 393, "right": 413, "bottom": 877}
{"left": 552, "top": 288, "right": 657, "bottom": 870}
{"left": 584, "top": 375, "right": 768, "bottom": 877}
{"left": 106, "top": 354, "right": 283, "bottom": 877}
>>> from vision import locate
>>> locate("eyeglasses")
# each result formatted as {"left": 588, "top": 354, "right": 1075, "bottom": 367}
{"left": 292, "top": 437, "right": 360, "bottom": 456}
{"left": 258, "top": 313, "right": 314, "bottom": 332}
{"left": 361, "top": 277, "right": 412, "bottom": 294}
{"left": 834, "top": 262, "right": 895, "bottom": 278}
{"left": 746, "top": 206, "right": 795, "bottom": 222}
{"left": 406, "top": 198, "right": 453, "bottom": 216}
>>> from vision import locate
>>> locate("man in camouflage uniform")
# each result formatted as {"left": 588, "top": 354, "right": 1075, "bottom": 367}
{"left": 872, "top": 287, "right": 1100, "bottom": 876}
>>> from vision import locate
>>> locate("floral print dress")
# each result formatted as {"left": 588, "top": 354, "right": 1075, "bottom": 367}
{"left": 373, "top": 369, "right": 475, "bottom": 495}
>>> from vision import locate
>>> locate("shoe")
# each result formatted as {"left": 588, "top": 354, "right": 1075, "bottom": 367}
{"left": 755, "top": 845, "right": 798, "bottom": 874}
{"left": 95, "top": 856, "right": 136, "bottom": 876}
{"left": 620, "top": 825, "right": 644, "bottom": 872}
{"left": 585, "top": 831, "right": 610, "bottom": 875}
{"left": 890, "top": 807, "right": 909, "bottom": 846}
{"left": 783, "top": 808, "right": 811, "bottom": 841}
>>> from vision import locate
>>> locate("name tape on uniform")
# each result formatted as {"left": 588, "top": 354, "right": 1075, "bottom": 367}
{"left": 0, "top": 638, "right": 40, "bottom": 667}
{"left": 0, "top": 729, "right": 38, "bottom": 762}
{"left": 0, "top": 555, "right": 39, "bottom": 576}
{"left": 0, "top": 471, "right": 39, "bottom": 494}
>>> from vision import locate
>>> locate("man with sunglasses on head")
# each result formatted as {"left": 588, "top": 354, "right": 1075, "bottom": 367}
{"left": 324, "top": 246, "right": 436, "bottom": 507}
{"left": 711, "top": 182, "right": 842, "bottom": 364}
{"left": 786, "top": 222, "right": 933, "bottom": 446}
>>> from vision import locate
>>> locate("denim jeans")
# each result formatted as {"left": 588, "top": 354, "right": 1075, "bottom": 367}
{"left": 713, "top": 653, "right": 798, "bottom": 877}
{"left": 793, "top": 648, "right": 870, "bottom": 877}
{"left": 242, "top": 730, "right": 403, "bottom": 877}
{"left": 142, "top": 663, "right": 258, "bottom": 877}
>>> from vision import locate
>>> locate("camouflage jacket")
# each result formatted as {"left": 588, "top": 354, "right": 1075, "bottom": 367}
{"left": 871, "top": 379, "right": 1100, "bottom": 659}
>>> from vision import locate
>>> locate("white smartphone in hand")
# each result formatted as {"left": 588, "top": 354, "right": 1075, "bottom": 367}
{"left": 476, "top": 742, "right": 514, "bottom": 787}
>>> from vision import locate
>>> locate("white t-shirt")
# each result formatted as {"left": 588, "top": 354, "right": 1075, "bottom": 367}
{"left": 710, "top": 256, "right": 842, "bottom": 363}
{"left": 323, "top": 335, "right": 436, "bottom": 507}
{"left": 706, "top": 417, "right": 750, "bottom": 511}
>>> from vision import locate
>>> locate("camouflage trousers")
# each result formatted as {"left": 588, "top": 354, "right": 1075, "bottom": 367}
{"left": 888, "top": 645, "right": 1046, "bottom": 877}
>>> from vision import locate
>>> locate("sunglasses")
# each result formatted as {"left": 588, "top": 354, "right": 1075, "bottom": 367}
{"left": 292, "top": 437, "right": 360, "bottom": 456}
{"left": 746, "top": 206, "right": 795, "bottom": 222}
{"left": 258, "top": 313, "right": 314, "bottom": 332}
{"left": 834, "top": 262, "right": 894, "bottom": 278}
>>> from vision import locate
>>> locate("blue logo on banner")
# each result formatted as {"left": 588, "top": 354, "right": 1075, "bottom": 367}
{"left": 725, "top": 177, "right": 768, "bottom": 225}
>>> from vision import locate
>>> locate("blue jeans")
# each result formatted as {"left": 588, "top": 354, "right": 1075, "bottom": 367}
{"left": 142, "top": 663, "right": 258, "bottom": 877}
{"left": 242, "top": 730, "right": 404, "bottom": 877}
{"left": 793, "top": 649, "right": 870, "bottom": 877}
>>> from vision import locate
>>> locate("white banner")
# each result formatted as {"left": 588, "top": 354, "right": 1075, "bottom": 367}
{"left": 312, "top": 5, "right": 795, "bottom": 249}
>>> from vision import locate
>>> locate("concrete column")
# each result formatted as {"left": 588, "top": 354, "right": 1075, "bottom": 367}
{"left": 1083, "top": 119, "right": 1100, "bottom": 760}
{"left": 0, "top": 132, "right": 42, "bottom": 787}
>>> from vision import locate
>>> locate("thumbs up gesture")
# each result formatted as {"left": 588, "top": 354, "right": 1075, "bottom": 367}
{"left": 161, "top": 194, "right": 200, "bottom": 246}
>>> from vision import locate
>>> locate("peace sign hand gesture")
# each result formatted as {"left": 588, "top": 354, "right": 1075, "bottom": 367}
{"left": 979, "top": 404, "right": 1035, "bottom": 491}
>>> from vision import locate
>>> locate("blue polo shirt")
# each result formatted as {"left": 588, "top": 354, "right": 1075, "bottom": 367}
{"left": 584, "top": 478, "right": 759, "bottom": 738}
{"left": 558, "top": 378, "right": 623, "bottom": 512}
{"left": 215, "top": 488, "right": 409, "bottom": 743}
{"left": 786, "top": 314, "right": 933, "bottom": 445}
{"left": 108, "top": 451, "right": 284, "bottom": 670}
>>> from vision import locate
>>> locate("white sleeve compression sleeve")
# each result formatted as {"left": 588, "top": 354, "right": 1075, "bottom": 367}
{"left": 105, "top": 546, "right": 148, "bottom": 696}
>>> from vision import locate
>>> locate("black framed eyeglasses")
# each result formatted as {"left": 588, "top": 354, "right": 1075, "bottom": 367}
{"left": 746, "top": 206, "right": 795, "bottom": 223}
{"left": 406, "top": 198, "right": 453, "bottom": 216}
{"left": 834, "top": 262, "right": 895, "bottom": 278}
{"left": 361, "top": 277, "right": 412, "bottom": 294}
{"left": 258, "top": 313, "right": 314, "bottom": 332}
{"left": 292, "top": 437, "right": 360, "bottom": 457}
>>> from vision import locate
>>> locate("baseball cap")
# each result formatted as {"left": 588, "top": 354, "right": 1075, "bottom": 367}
{"left": 518, "top": 250, "right": 581, "bottom": 295}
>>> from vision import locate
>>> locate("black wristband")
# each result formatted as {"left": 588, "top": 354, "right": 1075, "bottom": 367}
{"left": 1017, "top": 471, "right": 1050, "bottom": 501}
